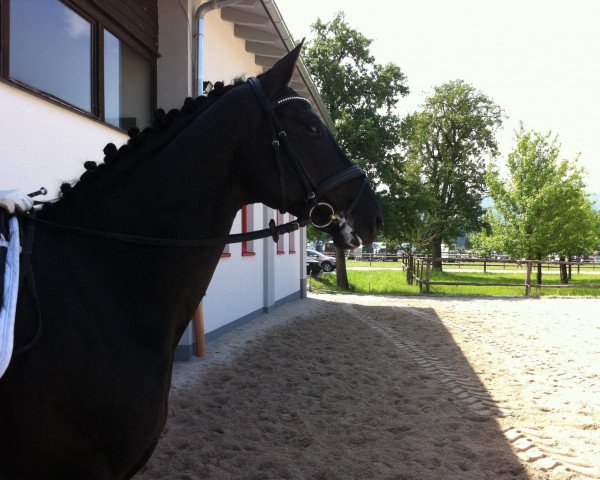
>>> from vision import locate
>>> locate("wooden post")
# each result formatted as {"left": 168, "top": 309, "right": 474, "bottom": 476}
{"left": 525, "top": 261, "right": 532, "bottom": 296}
{"left": 193, "top": 303, "right": 206, "bottom": 357}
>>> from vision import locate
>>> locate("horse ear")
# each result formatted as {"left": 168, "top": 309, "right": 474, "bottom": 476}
{"left": 259, "top": 39, "right": 304, "bottom": 96}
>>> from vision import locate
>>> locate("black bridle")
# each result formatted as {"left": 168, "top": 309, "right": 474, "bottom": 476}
{"left": 247, "top": 77, "right": 367, "bottom": 229}
{"left": 17, "top": 79, "right": 368, "bottom": 246}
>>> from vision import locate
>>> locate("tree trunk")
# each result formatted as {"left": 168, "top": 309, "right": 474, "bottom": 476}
{"left": 560, "top": 255, "right": 569, "bottom": 284}
{"left": 431, "top": 236, "right": 443, "bottom": 271}
{"left": 568, "top": 255, "right": 572, "bottom": 280}
{"left": 536, "top": 259, "right": 543, "bottom": 285}
{"left": 335, "top": 247, "right": 350, "bottom": 290}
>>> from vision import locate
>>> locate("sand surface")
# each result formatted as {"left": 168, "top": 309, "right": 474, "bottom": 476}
{"left": 135, "top": 294, "right": 600, "bottom": 480}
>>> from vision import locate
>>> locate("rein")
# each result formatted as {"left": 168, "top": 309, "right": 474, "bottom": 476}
{"left": 18, "top": 211, "right": 306, "bottom": 247}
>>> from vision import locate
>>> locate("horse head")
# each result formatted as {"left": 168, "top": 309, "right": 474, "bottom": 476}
{"left": 235, "top": 43, "right": 383, "bottom": 249}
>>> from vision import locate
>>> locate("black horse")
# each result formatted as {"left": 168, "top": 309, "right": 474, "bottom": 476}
{"left": 0, "top": 44, "right": 382, "bottom": 479}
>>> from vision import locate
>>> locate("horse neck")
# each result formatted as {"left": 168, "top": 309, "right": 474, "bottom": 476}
{"left": 33, "top": 101, "right": 253, "bottom": 347}
{"left": 44, "top": 103, "right": 247, "bottom": 241}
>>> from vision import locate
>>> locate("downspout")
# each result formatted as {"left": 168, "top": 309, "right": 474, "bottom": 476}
{"left": 190, "top": 0, "right": 244, "bottom": 357}
{"left": 192, "top": 0, "right": 245, "bottom": 97}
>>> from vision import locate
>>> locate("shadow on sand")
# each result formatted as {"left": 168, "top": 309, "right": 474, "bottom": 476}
{"left": 137, "top": 297, "right": 532, "bottom": 480}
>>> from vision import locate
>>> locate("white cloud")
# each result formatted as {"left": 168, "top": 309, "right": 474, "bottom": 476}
{"left": 64, "top": 9, "right": 89, "bottom": 39}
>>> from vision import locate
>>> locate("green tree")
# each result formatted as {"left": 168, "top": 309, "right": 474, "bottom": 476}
{"left": 305, "top": 224, "right": 329, "bottom": 248}
{"left": 305, "top": 12, "right": 409, "bottom": 288}
{"left": 402, "top": 80, "right": 503, "bottom": 269}
{"left": 474, "top": 126, "right": 600, "bottom": 284}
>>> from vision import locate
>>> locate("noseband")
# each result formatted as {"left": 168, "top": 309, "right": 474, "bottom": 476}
{"left": 247, "top": 77, "right": 367, "bottom": 229}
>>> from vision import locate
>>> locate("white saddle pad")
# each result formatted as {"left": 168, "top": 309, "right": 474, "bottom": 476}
{"left": 0, "top": 216, "right": 20, "bottom": 379}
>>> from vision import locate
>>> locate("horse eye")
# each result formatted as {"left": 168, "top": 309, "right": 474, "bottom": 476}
{"left": 308, "top": 124, "right": 321, "bottom": 136}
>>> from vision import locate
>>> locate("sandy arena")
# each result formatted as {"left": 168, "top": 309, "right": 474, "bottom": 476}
{"left": 135, "top": 294, "right": 600, "bottom": 480}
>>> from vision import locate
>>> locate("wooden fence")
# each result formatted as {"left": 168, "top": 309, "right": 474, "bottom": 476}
{"left": 404, "top": 255, "right": 600, "bottom": 296}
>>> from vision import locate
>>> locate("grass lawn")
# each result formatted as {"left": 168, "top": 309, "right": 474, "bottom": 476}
{"left": 310, "top": 269, "right": 420, "bottom": 295}
{"left": 346, "top": 259, "right": 403, "bottom": 268}
{"left": 309, "top": 268, "right": 600, "bottom": 297}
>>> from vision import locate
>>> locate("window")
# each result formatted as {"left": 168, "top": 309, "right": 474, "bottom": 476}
{"left": 1, "top": 0, "right": 156, "bottom": 129}
{"left": 288, "top": 214, "right": 296, "bottom": 253}
{"left": 9, "top": 0, "right": 92, "bottom": 111}
{"left": 241, "top": 205, "right": 255, "bottom": 256}
{"left": 276, "top": 211, "right": 285, "bottom": 255}
{"left": 104, "top": 30, "right": 152, "bottom": 130}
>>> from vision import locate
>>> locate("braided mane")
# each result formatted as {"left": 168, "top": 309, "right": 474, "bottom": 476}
{"left": 42, "top": 80, "right": 245, "bottom": 213}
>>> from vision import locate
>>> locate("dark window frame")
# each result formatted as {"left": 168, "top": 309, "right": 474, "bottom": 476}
{"left": 276, "top": 211, "right": 285, "bottom": 255}
{"left": 0, "top": 0, "right": 157, "bottom": 131}
{"left": 288, "top": 214, "right": 296, "bottom": 254}
{"left": 241, "top": 205, "right": 256, "bottom": 257}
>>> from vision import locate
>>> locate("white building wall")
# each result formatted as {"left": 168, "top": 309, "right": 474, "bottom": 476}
{"left": 0, "top": 82, "right": 127, "bottom": 195}
{"left": 273, "top": 223, "right": 302, "bottom": 301}
{"left": 203, "top": 8, "right": 263, "bottom": 85}
{"left": 198, "top": 9, "right": 265, "bottom": 337}
{"left": 1, "top": 1, "right": 308, "bottom": 360}
{"left": 196, "top": 9, "right": 304, "bottom": 341}
{"left": 203, "top": 203, "right": 264, "bottom": 334}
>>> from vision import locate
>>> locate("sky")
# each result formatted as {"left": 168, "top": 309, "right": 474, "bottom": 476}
{"left": 276, "top": 0, "right": 600, "bottom": 194}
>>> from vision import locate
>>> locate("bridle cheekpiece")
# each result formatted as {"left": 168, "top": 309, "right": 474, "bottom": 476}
{"left": 247, "top": 76, "right": 367, "bottom": 229}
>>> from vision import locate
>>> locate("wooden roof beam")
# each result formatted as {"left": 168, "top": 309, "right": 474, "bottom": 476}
{"left": 234, "top": 25, "right": 279, "bottom": 44}
{"left": 245, "top": 41, "right": 286, "bottom": 58}
{"left": 290, "top": 80, "right": 306, "bottom": 91}
{"left": 221, "top": 7, "right": 269, "bottom": 27}
{"left": 254, "top": 55, "right": 277, "bottom": 68}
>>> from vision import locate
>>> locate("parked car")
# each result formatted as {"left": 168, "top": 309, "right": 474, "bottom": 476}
{"left": 306, "top": 249, "right": 336, "bottom": 272}
{"left": 306, "top": 258, "right": 322, "bottom": 276}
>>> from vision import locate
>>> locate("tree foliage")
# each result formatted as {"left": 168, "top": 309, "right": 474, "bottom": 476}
{"left": 472, "top": 126, "right": 600, "bottom": 283}
{"left": 304, "top": 12, "right": 409, "bottom": 287}
{"left": 305, "top": 13, "right": 408, "bottom": 182}
{"left": 401, "top": 80, "right": 503, "bottom": 267}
